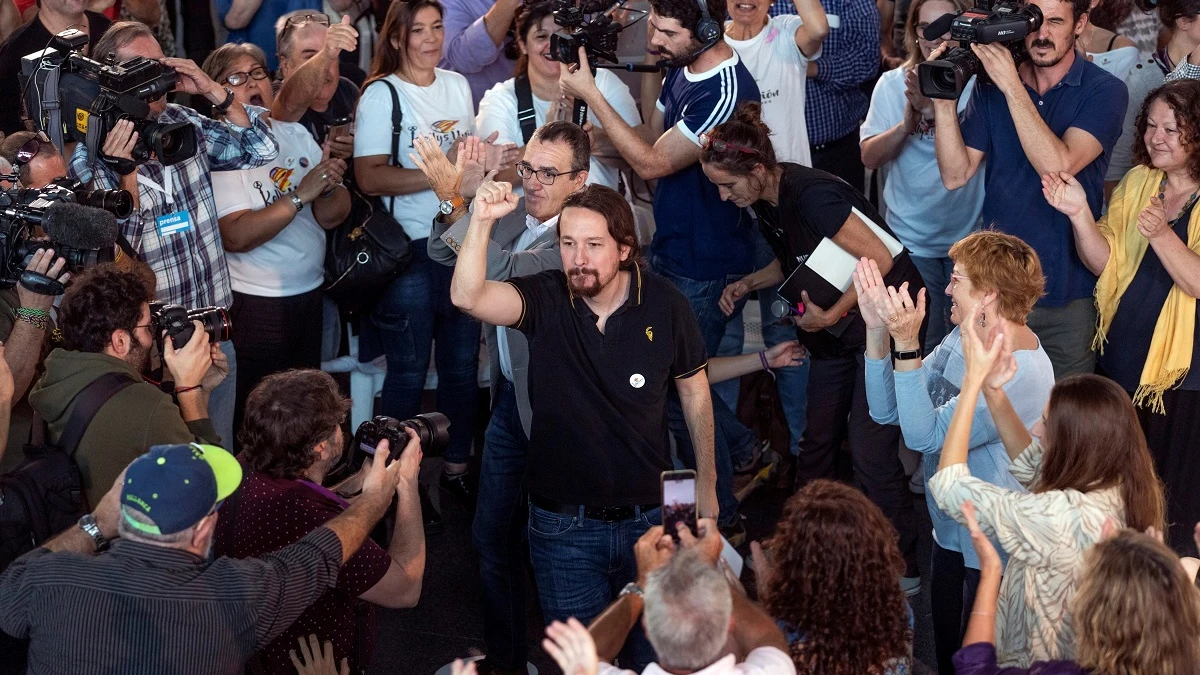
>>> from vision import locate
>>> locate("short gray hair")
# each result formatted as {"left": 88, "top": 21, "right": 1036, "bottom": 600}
{"left": 643, "top": 549, "right": 733, "bottom": 671}
{"left": 93, "top": 21, "right": 157, "bottom": 62}
{"left": 275, "top": 9, "right": 328, "bottom": 62}
{"left": 118, "top": 505, "right": 194, "bottom": 547}
{"left": 200, "top": 42, "right": 268, "bottom": 84}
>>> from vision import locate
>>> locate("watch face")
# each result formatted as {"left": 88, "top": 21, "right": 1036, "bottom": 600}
{"left": 439, "top": 200, "right": 454, "bottom": 215}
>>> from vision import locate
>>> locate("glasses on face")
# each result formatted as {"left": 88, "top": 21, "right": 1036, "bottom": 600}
{"left": 698, "top": 132, "right": 759, "bottom": 156}
{"left": 15, "top": 131, "right": 51, "bottom": 165}
{"left": 224, "top": 66, "right": 269, "bottom": 86}
{"left": 515, "top": 161, "right": 584, "bottom": 186}
{"left": 949, "top": 272, "right": 970, "bottom": 289}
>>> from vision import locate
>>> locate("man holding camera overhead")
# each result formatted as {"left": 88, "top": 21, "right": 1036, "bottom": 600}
{"left": 931, "top": 0, "right": 1126, "bottom": 378}
{"left": 67, "top": 21, "right": 280, "bottom": 446}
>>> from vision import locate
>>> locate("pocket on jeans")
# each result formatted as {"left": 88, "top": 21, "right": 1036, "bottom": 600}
{"left": 639, "top": 508, "right": 662, "bottom": 529}
{"left": 528, "top": 505, "right": 576, "bottom": 537}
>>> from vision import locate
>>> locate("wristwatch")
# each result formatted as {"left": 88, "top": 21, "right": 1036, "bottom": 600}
{"left": 289, "top": 194, "right": 304, "bottom": 213}
{"left": 78, "top": 514, "right": 110, "bottom": 552}
{"left": 892, "top": 348, "right": 922, "bottom": 361}
{"left": 619, "top": 582, "right": 644, "bottom": 599}
{"left": 212, "top": 86, "right": 236, "bottom": 113}
{"left": 438, "top": 195, "right": 465, "bottom": 215}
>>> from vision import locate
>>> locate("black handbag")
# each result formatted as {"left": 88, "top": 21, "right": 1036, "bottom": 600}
{"left": 324, "top": 78, "right": 412, "bottom": 314}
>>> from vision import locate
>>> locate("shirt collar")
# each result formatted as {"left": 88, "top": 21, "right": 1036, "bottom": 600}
{"left": 108, "top": 538, "right": 206, "bottom": 566}
{"left": 525, "top": 212, "right": 560, "bottom": 236}
{"left": 641, "top": 654, "right": 739, "bottom": 675}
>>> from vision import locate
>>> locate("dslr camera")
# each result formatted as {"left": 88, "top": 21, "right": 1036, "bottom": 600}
{"left": 917, "top": 0, "right": 1043, "bottom": 99}
{"left": 550, "top": 0, "right": 625, "bottom": 67}
{"left": 19, "top": 29, "right": 198, "bottom": 171}
{"left": 6, "top": 178, "right": 133, "bottom": 220}
{"left": 149, "top": 302, "right": 232, "bottom": 353}
{"left": 352, "top": 413, "right": 450, "bottom": 462}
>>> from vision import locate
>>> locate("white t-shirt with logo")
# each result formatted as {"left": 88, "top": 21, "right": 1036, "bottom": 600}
{"left": 475, "top": 69, "right": 642, "bottom": 190}
{"left": 354, "top": 70, "right": 476, "bottom": 241}
{"left": 211, "top": 120, "right": 326, "bottom": 297}
{"left": 725, "top": 15, "right": 820, "bottom": 166}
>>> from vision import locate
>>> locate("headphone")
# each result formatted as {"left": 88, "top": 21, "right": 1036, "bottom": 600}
{"left": 694, "top": 0, "right": 721, "bottom": 46}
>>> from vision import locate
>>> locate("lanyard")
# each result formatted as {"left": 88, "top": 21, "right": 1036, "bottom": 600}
{"left": 137, "top": 166, "right": 176, "bottom": 206}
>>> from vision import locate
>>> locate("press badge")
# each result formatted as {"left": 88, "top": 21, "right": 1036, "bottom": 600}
{"left": 156, "top": 211, "right": 193, "bottom": 236}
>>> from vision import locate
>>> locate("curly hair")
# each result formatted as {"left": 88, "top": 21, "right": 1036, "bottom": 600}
{"left": 763, "top": 480, "right": 911, "bottom": 675}
{"left": 238, "top": 370, "right": 350, "bottom": 480}
{"left": 59, "top": 263, "right": 154, "bottom": 354}
{"left": 648, "top": 0, "right": 726, "bottom": 39}
{"left": 1072, "top": 530, "right": 1200, "bottom": 675}
{"left": 948, "top": 231, "right": 1045, "bottom": 324}
{"left": 1132, "top": 79, "right": 1200, "bottom": 181}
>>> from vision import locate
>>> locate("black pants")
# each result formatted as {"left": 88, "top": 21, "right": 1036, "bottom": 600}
{"left": 795, "top": 352, "right": 919, "bottom": 575}
{"left": 229, "top": 288, "right": 324, "bottom": 438}
{"left": 1138, "top": 387, "right": 1200, "bottom": 556}
{"left": 810, "top": 129, "right": 866, "bottom": 194}
{"left": 931, "top": 543, "right": 983, "bottom": 674}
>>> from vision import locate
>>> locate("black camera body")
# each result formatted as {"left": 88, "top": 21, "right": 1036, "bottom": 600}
{"left": 917, "top": 0, "right": 1043, "bottom": 99}
{"left": 149, "top": 302, "right": 232, "bottom": 352}
{"left": 353, "top": 413, "right": 451, "bottom": 461}
{"left": 550, "top": 0, "right": 624, "bottom": 67}
{"left": 7, "top": 178, "right": 133, "bottom": 220}
{"left": 0, "top": 187, "right": 123, "bottom": 294}
{"left": 20, "top": 29, "right": 198, "bottom": 169}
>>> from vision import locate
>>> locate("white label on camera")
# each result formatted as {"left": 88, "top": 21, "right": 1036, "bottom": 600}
{"left": 630, "top": 374, "right": 645, "bottom": 389}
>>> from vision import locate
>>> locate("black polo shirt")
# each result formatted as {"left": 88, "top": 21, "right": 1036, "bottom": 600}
{"left": 507, "top": 264, "right": 708, "bottom": 507}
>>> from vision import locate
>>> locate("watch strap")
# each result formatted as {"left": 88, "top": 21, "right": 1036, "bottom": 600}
{"left": 79, "top": 514, "right": 110, "bottom": 552}
{"left": 892, "top": 349, "right": 922, "bottom": 361}
{"left": 619, "top": 582, "right": 644, "bottom": 598}
{"left": 289, "top": 194, "right": 304, "bottom": 213}
{"left": 213, "top": 86, "right": 235, "bottom": 113}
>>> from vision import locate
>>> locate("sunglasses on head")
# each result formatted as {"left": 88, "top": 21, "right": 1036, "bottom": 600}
{"left": 15, "top": 131, "right": 51, "bottom": 165}
{"left": 698, "top": 132, "right": 759, "bottom": 156}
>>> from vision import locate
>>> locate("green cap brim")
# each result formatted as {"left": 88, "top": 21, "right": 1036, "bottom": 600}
{"left": 193, "top": 443, "right": 242, "bottom": 500}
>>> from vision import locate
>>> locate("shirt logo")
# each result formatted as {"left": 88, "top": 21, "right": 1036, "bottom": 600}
{"left": 630, "top": 374, "right": 645, "bottom": 389}
{"left": 269, "top": 167, "right": 297, "bottom": 193}
{"left": 645, "top": 326, "right": 654, "bottom": 342}
{"left": 431, "top": 120, "right": 460, "bottom": 134}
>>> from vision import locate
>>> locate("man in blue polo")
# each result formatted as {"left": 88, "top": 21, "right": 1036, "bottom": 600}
{"left": 932, "top": 0, "right": 1127, "bottom": 378}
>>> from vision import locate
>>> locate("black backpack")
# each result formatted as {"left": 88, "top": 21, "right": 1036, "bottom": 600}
{"left": 0, "top": 372, "right": 136, "bottom": 572}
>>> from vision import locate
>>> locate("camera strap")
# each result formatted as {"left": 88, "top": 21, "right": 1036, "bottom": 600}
{"left": 514, "top": 76, "right": 538, "bottom": 145}
{"left": 137, "top": 168, "right": 176, "bottom": 205}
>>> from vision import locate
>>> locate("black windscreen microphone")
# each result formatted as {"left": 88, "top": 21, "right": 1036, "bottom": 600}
{"left": 40, "top": 202, "right": 119, "bottom": 250}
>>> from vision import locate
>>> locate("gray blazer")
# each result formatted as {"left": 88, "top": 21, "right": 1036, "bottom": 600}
{"left": 428, "top": 198, "right": 561, "bottom": 436}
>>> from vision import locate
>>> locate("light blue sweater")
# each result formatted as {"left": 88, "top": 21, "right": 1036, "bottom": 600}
{"left": 864, "top": 327, "right": 1055, "bottom": 569}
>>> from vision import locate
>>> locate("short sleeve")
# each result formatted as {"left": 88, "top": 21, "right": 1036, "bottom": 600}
{"left": 669, "top": 286, "right": 709, "bottom": 379}
{"left": 210, "top": 169, "right": 256, "bottom": 218}
{"left": 861, "top": 69, "right": 904, "bottom": 140}
{"left": 476, "top": 80, "right": 524, "bottom": 145}
{"left": 675, "top": 74, "right": 739, "bottom": 145}
{"left": 337, "top": 537, "right": 392, "bottom": 597}
{"left": 735, "top": 647, "right": 796, "bottom": 675}
{"left": 1068, "top": 75, "right": 1129, "bottom": 152}
{"left": 960, "top": 84, "right": 992, "bottom": 154}
{"left": 772, "top": 14, "right": 817, "bottom": 63}
{"left": 354, "top": 80, "right": 399, "bottom": 158}
{"left": 595, "top": 70, "right": 642, "bottom": 128}
{"left": 505, "top": 270, "right": 564, "bottom": 336}
{"left": 792, "top": 183, "right": 853, "bottom": 239}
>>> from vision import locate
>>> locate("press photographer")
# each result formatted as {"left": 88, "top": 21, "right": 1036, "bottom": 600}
{"left": 213, "top": 370, "right": 425, "bottom": 675}
{"left": 28, "top": 263, "right": 226, "bottom": 502}
{"left": 61, "top": 20, "right": 282, "bottom": 445}
{"left": 931, "top": 0, "right": 1127, "bottom": 378}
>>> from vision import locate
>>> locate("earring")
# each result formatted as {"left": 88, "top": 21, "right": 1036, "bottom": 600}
{"left": 978, "top": 310, "right": 986, "bottom": 328}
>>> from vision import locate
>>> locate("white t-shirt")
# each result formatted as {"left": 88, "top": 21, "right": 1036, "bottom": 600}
{"left": 476, "top": 70, "right": 641, "bottom": 190}
{"left": 354, "top": 70, "right": 476, "bottom": 240}
{"left": 1087, "top": 45, "right": 1140, "bottom": 80}
{"left": 860, "top": 67, "right": 984, "bottom": 258}
{"left": 598, "top": 647, "right": 796, "bottom": 675}
{"left": 211, "top": 120, "right": 326, "bottom": 297}
{"left": 725, "top": 15, "right": 819, "bottom": 166}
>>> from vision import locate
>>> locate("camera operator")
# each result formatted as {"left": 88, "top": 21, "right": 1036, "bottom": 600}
{"left": 68, "top": 21, "right": 282, "bottom": 446}
{"left": 932, "top": 0, "right": 1128, "bottom": 378}
{"left": 213, "top": 370, "right": 425, "bottom": 675}
{"left": 27, "top": 263, "right": 225, "bottom": 500}
{"left": 0, "top": 440, "right": 409, "bottom": 675}
{"left": 273, "top": 11, "right": 362, "bottom": 159}
{"left": 451, "top": 180, "right": 717, "bottom": 667}
{"left": 0, "top": 0, "right": 112, "bottom": 135}
{"left": 543, "top": 520, "right": 793, "bottom": 675}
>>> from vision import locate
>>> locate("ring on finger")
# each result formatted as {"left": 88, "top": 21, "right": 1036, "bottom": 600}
{"left": 320, "top": 172, "right": 328, "bottom": 180}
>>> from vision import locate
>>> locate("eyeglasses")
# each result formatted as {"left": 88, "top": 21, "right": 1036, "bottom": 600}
{"left": 698, "top": 132, "right": 759, "bottom": 156}
{"left": 15, "top": 131, "right": 51, "bottom": 165}
{"left": 224, "top": 66, "right": 269, "bottom": 86}
{"left": 949, "top": 272, "right": 971, "bottom": 288}
{"left": 285, "top": 12, "right": 330, "bottom": 29}
{"left": 515, "top": 161, "right": 585, "bottom": 186}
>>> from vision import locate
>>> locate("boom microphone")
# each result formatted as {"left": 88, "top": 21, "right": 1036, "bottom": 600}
{"left": 40, "top": 202, "right": 119, "bottom": 250}
{"left": 923, "top": 13, "right": 956, "bottom": 41}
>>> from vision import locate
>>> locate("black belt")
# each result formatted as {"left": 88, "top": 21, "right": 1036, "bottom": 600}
{"left": 529, "top": 493, "right": 659, "bottom": 523}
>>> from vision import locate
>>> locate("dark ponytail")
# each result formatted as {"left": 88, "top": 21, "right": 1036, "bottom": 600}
{"left": 698, "top": 101, "right": 778, "bottom": 176}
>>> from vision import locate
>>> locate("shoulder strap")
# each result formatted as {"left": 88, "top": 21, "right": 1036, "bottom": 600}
{"left": 378, "top": 78, "right": 405, "bottom": 214}
{"left": 1106, "top": 33, "right": 1118, "bottom": 52}
{"left": 59, "top": 372, "right": 138, "bottom": 457}
{"left": 514, "top": 75, "right": 538, "bottom": 145}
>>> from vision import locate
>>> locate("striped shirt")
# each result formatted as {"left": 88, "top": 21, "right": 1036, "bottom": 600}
{"left": 0, "top": 526, "right": 344, "bottom": 675}
{"left": 69, "top": 103, "right": 279, "bottom": 309}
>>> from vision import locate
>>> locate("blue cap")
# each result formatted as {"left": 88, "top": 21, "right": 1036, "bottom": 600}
{"left": 120, "top": 443, "right": 243, "bottom": 535}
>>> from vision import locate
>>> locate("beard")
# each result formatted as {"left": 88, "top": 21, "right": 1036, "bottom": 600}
{"left": 659, "top": 39, "right": 707, "bottom": 68}
{"left": 1027, "top": 37, "right": 1068, "bottom": 68}
{"left": 125, "top": 337, "right": 152, "bottom": 374}
{"left": 567, "top": 267, "right": 615, "bottom": 298}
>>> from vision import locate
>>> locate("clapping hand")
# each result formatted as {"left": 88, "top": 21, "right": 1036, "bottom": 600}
{"left": 410, "top": 134, "right": 464, "bottom": 201}
{"left": 852, "top": 257, "right": 890, "bottom": 330}
{"left": 480, "top": 129, "right": 520, "bottom": 174}
{"left": 1137, "top": 195, "right": 1172, "bottom": 240}
{"left": 289, "top": 635, "right": 348, "bottom": 675}
{"left": 963, "top": 501, "right": 1001, "bottom": 576}
{"left": 960, "top": 305, "right": 1009, "bottom": 391}
{"left": 543, "top": 619, "right": 600, "bottom": 675}
{"left": 1041, "top": 172, "right": 1087, "bottom": 218}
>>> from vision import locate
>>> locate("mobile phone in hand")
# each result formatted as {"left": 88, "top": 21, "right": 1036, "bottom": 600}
{"left": 662, "top": 469, "right": 697, "bottom": 541}
{"left": 327, "top": 116, "right": 353, "bottom": 144}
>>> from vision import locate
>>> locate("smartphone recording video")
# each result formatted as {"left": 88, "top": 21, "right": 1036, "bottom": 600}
{"left": 662, "top": 469, "right": 697, "bottom": 541}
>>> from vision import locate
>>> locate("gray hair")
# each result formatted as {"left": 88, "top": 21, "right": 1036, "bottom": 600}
{"left": 643, "top": 549, "right": 733, "bottom": 671}
{"left": 200, "top": 42, "right": 268, "bottom": 85}
{"left": 117, "top": 505, "right": 194, "bottom": 547}
{"left": 275, "top": 9, "right": 328, "bottom": 62}
{"left": 93, "top": 21, "right": 157, "bottom": 62}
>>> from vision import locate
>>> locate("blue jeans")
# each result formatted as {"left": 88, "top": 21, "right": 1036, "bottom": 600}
{"left": 208, "top": 340, "right": 237, "bottom": 449}
{"left": 528, "top": 503, "right": 660, "bottom": 668}
{"left": 910, "top": 255, "right": 954, "bottom": 353}
{"left": 370, "top": 240, "right": 480, "bottom": 464}
{"left": 757, "top": 288, "right": 811, "bottom": 456}
{"left": 472, "top": 381, "right": 530, "bottom": 670}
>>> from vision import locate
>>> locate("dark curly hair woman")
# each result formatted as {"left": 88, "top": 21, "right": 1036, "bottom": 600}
{"left": 754, "top": 479, "right": 912, "bottom": 675}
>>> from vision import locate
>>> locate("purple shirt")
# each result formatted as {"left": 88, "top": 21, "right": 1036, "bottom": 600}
{"left": 953, "top": 644, "right": 1088, "bottom": 675}
{"left": 439, "top": 0, "right": 518, "bottom": 106}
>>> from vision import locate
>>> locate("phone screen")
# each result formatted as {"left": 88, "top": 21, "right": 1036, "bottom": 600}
{"left": 662, "top": 471, "right": 697, "bottom": 540}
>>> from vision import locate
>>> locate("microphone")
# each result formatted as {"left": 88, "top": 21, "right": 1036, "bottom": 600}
{"left": 923, "top": 13, "right": 957, "bottom": 41}
{"left": 770, "top": 299, "right": 805, "bottom": 324}
{"left": 40, "top": 202, "right": 119, "bottom": 250}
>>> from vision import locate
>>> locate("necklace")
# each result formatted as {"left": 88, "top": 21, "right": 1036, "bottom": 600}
{"left": 1156, "top": 175, "right": 1200, "bottom": 224}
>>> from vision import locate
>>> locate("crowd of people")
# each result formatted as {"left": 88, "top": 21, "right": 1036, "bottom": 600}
{"left": 0, "top": 0, "right": 1199, "bottom": 673}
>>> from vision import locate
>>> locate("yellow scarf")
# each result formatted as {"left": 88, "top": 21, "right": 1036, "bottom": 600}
{"left": 1095, "top": 165, "right": 1200, "bottom": 413}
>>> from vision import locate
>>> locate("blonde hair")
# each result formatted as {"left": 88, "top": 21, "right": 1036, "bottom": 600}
{"left": 1072, "top": 531, "right": 1200, "bottom": 675}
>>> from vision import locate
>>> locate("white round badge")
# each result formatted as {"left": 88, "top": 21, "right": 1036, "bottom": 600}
{"left": 629, "top": 374, "right": 645, "bottom": 389}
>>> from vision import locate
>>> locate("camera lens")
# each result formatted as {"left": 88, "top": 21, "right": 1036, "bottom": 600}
{"left": 190, "top": 306, "right": 232, "bottom": 343}
{"left": 400, "top": 413, "right": 451, "bottom": 453}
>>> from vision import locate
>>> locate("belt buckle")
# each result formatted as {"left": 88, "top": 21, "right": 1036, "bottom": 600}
{"left": 599, "top": 505, "right": 627, "bottom": 522}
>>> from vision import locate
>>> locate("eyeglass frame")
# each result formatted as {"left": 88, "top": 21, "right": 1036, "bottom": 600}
{"left": 515, "top": 161, "right": 586, "bottom": 186}
{"left": 698, "top": 132, "right": 760, "bottom": 156}
{"left": 949, "top": 272, "right": 971, "bottom": 289}
{"left": 280, "top": 11, "right": 330, "bottom": 42}
{"left": 15, "top": 131, "right": 52, "bottom": 165}
{"left": 223, "top": 66, "right": 269, "bottom": 87}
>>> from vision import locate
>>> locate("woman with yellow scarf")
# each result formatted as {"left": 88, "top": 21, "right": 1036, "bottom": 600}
{"left": 1042, "top": 78, "right": 1200, "bottom": 553}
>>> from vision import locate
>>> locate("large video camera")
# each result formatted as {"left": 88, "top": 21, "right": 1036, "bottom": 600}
{"left": 0, "top": 187, "right": 122, "bottom": 294}
{"left": 19, "top": 29, "right": 197, "bottom": 170}
{"left": 917, "top": 0, "right": 1043, "bottom": 99}
{"left": 149, "top": 302, "right": 232, "bottom": 353}
{"left": 550, "top": 0, "right": 625, "bottom": 67}
{"left": 352, "top": 413, "right": 450, "bottom": 464}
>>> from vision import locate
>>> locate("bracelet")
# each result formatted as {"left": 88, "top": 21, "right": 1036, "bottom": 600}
{"left": 758, "top": 350, "right": 770, "bottom": 372}
{"left": 174, "top": 384, "right": 203, "bottom": 395}
{"left": 14, "top": 307, "right": 52, "bottom": 332}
